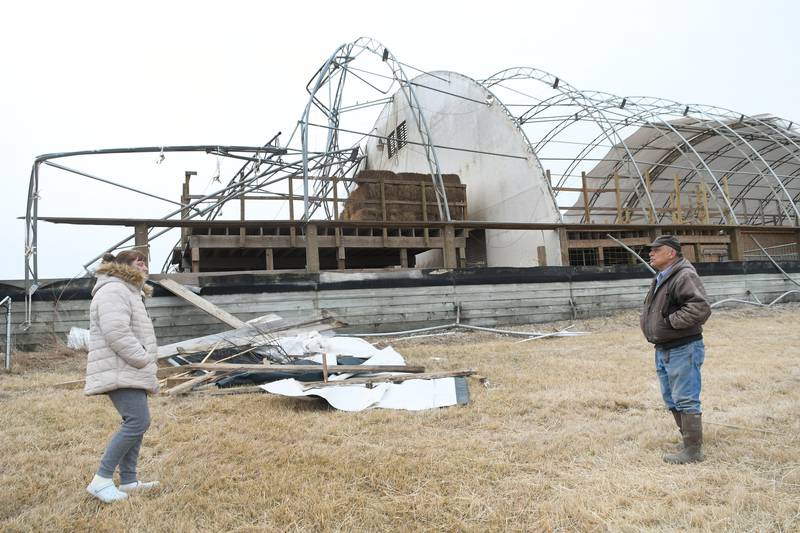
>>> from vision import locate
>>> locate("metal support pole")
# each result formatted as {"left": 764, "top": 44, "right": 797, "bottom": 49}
{"left": 2, "top": 297, "right": 11, "bottom": 371}
{"left": 606, "top": 234, "right": 656, "bottom": 274}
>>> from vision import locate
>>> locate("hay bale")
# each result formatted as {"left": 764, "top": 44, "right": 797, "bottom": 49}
{"left": 340, "top": 170, "right": 466, "bottom": 222}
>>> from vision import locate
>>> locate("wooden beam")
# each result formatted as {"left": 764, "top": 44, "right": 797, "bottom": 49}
{"left": 157, "top": 278, "right": 247, "bottom": 329}
{"left": 729, "top": 227, "right": 744, "bottom": 261}
{"left": 645, "top": 169, "right": 655, "bottom": 224}
{"left": 537, "top": 245, "right": 547, "bottom": 267}
{"left": 185, "top": 363, "right": 426, "bottom": 374}
{"left": 166, "top": 372, "right": 219, "bottom": 396}
{"left": 581, "top": 172, "right": 591, "bottom": 223}
{"left": 134, "top": 223, "right": 149, "bottom": 259}
{"left": 265, "top": 248, "right": 274, "bottom": 270}
{"left": 300, "top": 369, "right": 476, "bottom": 389}
{"left": 305, "top": 223, "right": 319, "bottom": 273}
{"left": 557, "top": 227, "right": 570, "bottom": 265}
{"left": 443, "top": 224, "right": 457, "bottom": 268}
{"left": 613, "top": 173, "right": 622, "bottom": 223}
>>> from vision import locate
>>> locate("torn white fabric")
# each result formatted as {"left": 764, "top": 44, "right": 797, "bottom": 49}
{"left": 274, "top": 332, "right": 388, "bottom": 361}
{"left": 262, "top": 335, "right": 461, "bottom": 411}
{"left": 261, "top": 377, "right": 459, "bottom": 412}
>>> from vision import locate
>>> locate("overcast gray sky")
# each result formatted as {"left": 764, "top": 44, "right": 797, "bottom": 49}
{"left": 2, "top": 0, "right": 799, "bottom": 280}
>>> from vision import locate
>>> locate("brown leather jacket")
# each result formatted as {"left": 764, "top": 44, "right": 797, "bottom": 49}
{"left": 640, "top": 258, "right": 711, "bottom": 349}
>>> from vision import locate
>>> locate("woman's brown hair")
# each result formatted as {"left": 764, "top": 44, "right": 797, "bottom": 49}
{"left": 102, "top": 250, "right": 148, "bottom": 265}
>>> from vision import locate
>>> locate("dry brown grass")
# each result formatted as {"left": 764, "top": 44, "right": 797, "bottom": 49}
{"left": 1, "top": 304, "right": 799, "bottom": 532}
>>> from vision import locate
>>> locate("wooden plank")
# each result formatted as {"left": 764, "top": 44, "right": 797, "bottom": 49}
{"left": 157, "top": 312, "right": 339, "bottom": 360}
{"left": 134, "top": 224, "right": 149, "bottom": 258}
{"left": 300, "top": 369, "right": 476, "bottom": 389}
{"left": 185, "top": 363, "right": 426, "bottom": 373}
{"left": 157, "top": 278, "right": 247, "bottom": 329}
{"left": 166, "top": 372, "right": 219, "bottom": 396}
{"left": 581, "top": 172, "right": 591, "bottom": 223}
{"left": 305, "top": 223, "right": 320, "bottom": 273}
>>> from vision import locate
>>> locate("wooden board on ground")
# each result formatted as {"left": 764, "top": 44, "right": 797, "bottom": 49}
{"left": 157, "top": 278, "right": 247, "bottom": 329}
{"left": 184, "top": 363, "right": 425, "bottom": 374}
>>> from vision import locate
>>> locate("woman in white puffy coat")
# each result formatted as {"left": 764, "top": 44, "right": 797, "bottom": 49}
{"left": 84, "top": 250, "right": 160, "bottom": 503}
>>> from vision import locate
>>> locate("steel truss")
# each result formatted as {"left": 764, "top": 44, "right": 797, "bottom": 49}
{"left": 480, "top": 69, "right": 800, "bottom": 227}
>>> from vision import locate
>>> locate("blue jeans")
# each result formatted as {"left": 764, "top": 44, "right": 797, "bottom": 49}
{"left": 655, "top": 339, "right": 704, "bottom": 414}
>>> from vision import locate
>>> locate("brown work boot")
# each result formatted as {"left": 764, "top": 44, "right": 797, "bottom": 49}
{"left": 670, "top": 409, "right": 684, "bottom": 451}
{"left": 663, "top": 413, "right": 704, "bottom": 464}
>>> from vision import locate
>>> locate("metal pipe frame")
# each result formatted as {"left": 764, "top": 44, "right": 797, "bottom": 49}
{"left": 480, "top": 72, "right": 798, "bottom": 228}
{"left": 299, "top": 37, "right": 451, "bottom": 221}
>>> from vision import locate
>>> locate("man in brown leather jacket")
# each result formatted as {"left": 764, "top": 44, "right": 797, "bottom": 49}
{"left": 640, "top": 235, "right": 711, "bottom": 463}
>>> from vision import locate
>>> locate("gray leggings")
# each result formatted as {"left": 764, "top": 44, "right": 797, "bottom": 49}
{"left": 97, "top": 388, "right": 151, "bottom": 484}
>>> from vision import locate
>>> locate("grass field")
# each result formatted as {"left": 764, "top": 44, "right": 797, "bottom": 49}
{"left": 1, "top": 304, "right": 799, "bottom": 532}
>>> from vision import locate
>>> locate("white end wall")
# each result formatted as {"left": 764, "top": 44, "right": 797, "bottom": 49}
{"left": 363, "top": 71, "right": 562, "bottom": 267}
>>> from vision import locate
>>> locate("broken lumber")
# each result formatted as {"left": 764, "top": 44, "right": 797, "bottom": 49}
{"left": 158, "top": 311, "right": 342, "bottom": 360}
{"left": 184, "top": 363, "right": 425, "bottom": 374}
{"left": 165, "top": 372, "right": 220, "bottom": 396}
{"left": 157, "top": 278, "right": 247, "bottom": 328}
{"left": 299, "top": 369, "right": 476, "bottom": 389}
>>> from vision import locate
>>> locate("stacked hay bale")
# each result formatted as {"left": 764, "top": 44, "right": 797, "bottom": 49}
{"left": 340, "top": 170, "right": 466, "bottom": 221}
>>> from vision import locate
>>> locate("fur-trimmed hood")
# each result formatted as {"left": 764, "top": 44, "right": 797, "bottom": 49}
{"left": 93, "top": 262, "right": 153, "bottom": 297}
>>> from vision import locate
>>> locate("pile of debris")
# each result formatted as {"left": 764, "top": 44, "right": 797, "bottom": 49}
{"left": 158, "top": 312, "right": 474, "bottom": 411}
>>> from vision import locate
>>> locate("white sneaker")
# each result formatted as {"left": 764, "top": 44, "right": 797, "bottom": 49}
{"left": 86, "top": 475, "right": 129, "bottom": 503}
{"left": 119, "top": 480, "right": 160, "bottom": 492}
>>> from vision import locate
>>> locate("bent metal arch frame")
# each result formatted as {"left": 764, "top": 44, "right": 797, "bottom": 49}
{"left": 480, "top": 69, "right": 800, "bottom": 227}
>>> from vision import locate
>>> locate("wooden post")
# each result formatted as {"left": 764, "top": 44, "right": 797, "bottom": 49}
{"left": 288, "top": 176, "right": 295, "bottom": 221}
{"left": 134, "top": 223, "right": 149, "bottom": 260}
{"left": 399, "top": 248, "right": 408, "bottom": 268}
{"left": 191, "top": 245, "right": 200, "bottom": 273}
{"left": 332, "top": 174, "right": 339, "bottom": 220}
{"left": 380, "top": 176, "right": 388, "bottom": 246}
{"left": 337, "top": 246, "right": 346, "bottom": 270}
{"left": 613, "top": 172, "right": 621, "bottom": 223}
{"left": 321, "top": 353, "right": 329, "bottom": 383}
{"left": 673, "top": 174, "right": 682, "bottom": 223}
{"left": 581, "top": 172, "right": 591, "bottom": 223}
{"left": 305, "top": 223, "right": 319, "bottom": 273}
{"left": 379, "top": 176, "right": 387, "bottom": 222}
{"left": 729, "top": 228, "right": 744, "bottom": 261}
{"left": 557, "top": 227, "right": 570, "bottom": 266}
{"left": 265, "top": 248, "right": 274, "bottom": 271}
{"left": 442, "top": 224, "right": 457, "bottom": 268}
{"left": 239, "top": 194, "right": 246, "bottom": 247}
{"left": 288, "top": 176, "right": 296, "bottom": 247}
{"left": 697, "top": 184, "right": 709, "bottom": 223}
{"left": 597, "top": 247, "right": 604, "bottom": 266}
{"left": 537, "top": 245, "right": 547, "bottom": 267}
{"left": 335, "top": 227, "right": 345, "bottom": 269}
{"left": 546, "top": 169, "right": 552, "bottom": 189}
{"left": 421, "top": 182, "right": 429, "bottom": 246}
{"left": 181, "top": 171, "right": 195, "bottom": 247}
{"left": 645, "top": 169, "right": 655, "bottom": 223}
{"left": 721, "top": 175, "right": 731, "bottom": 223}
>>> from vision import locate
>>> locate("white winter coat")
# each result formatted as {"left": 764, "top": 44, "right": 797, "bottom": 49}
{"left": 84, "top": 262, "right": 159, "bottom": 395}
